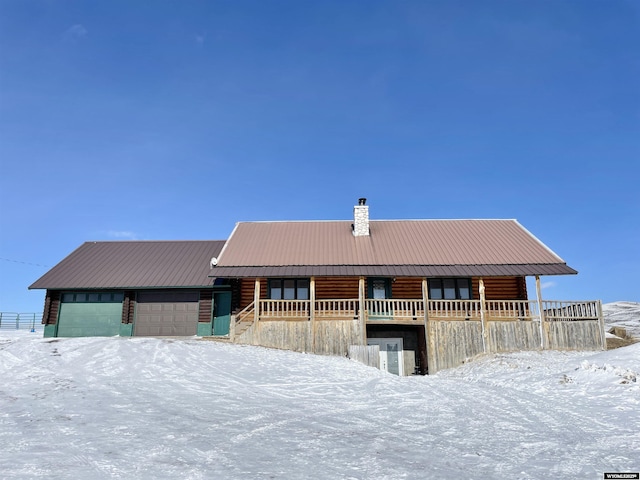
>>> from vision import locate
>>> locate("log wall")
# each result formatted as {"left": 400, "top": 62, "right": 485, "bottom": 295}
{"left": 472, "top": 276, "right": 527, "bottom": 300}
{"left": 198, "top": 289, "right": 213, "bottom": 324}
{"left": 238, "top": 278, "right": 267, "bottom": 310}
{"left": 315, "top": 277, "right": 359, "bottom": 299}
{"left": 121, "top": 291, "right": 135, "bottom": 324}
{"left": 237, "top": 275, "right": 527, "bottom": 309}
{"left": 392, "top": 278, "right": 423, "bottom": 299}
{"left": 42, "top": 290, "right": 61, "bottom": 325}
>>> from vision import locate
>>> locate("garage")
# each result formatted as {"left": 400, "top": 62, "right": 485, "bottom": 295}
{"left": 57, "top": 292, "right": 124, "bottom": 337}
{"left": 134, "top": 291, "right": 200, "bottom": 336}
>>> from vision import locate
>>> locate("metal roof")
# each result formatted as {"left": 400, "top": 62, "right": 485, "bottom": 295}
{"left": 30, "top": 241, "right": 225, "bottom": 290}
{"left": 213, "top": 220, "right": 576, "bottom": 277}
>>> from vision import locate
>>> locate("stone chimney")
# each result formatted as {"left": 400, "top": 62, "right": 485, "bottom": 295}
{"left": 353, "top": 198, "right": 370, "bottom": 236}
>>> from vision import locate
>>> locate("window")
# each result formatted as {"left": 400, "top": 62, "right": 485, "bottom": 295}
{"left": 61, "top": 292, "right": 124, "bottom": 303}
{"left": 372, "top": 279, "right": 388, "bottom": 299}
{"left": 428, "top": 278, "right": 472, "bottom": 300}
{"left": 269, "top": 279, "right": 310, "bottom": 300}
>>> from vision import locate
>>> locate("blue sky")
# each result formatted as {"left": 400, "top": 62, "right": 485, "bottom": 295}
{"left": 1, "top": 0, "right": 638, "bottom": 312}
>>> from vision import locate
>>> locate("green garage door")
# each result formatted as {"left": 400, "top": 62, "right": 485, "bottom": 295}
{"left": 57, "top": 292, "right": 123, "bottom": 337}
{"left": 134, "top": 291, "right": 200, "bottom": 336}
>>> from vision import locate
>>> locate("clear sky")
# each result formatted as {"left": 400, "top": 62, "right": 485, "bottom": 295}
{"left": 1, "top": 0, "right": 638, "bottom": 312}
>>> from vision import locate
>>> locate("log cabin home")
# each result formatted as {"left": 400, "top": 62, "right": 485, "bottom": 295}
{"left": 30, "top": 199, "right": 606, "bottom": 374}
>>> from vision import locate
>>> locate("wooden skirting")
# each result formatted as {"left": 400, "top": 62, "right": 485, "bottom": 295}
{"left": 229, "top": 297, "right": 605, "bottom": 375}
{"left": 428, "top": 319, "right": 605, "bottom": 374}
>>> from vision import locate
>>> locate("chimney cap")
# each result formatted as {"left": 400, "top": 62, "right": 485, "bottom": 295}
{"left": 358, "top": 197, "right": 367, "bottom": 206}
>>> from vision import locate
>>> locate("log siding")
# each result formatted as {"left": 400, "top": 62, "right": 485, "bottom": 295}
{"left": 198, "top": 289, "right": 213, "bottom": 323}
{"left": 42, "top": 290, "right": 61, "bottom": 325}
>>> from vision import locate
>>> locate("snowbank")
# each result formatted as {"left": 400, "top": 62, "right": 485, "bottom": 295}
{"left": 1, "top": 331, "right": 638, "bottom": 479}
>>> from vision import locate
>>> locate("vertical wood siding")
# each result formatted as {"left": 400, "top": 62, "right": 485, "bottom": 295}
{"left": 428, "top": 318, "right": 603, "bottom": 373}
{"left": 234, "top": 318, "right": 362, "bottom": 356}
{"left": 488, "top": 321, "right": 541, "bottom": 352}
{"left": 429, "top": 321, "right": 484, "bottom": 372}
{"left": 547, "top": 321, "right": 603, "bottom": 350}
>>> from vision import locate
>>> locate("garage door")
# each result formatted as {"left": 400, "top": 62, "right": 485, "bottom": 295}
{"left": 57, "top": 292, "right": 123, "bottom": 337}
{"left": 134, "top": 291, "right": 200, "bottom": 336}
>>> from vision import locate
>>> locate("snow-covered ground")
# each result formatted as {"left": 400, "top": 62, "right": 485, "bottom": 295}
{"left": 604, "top": 301, "right": 640, "bottom": 339}
{"left": 1, "top": 330, "right": 638, "bottom": 479}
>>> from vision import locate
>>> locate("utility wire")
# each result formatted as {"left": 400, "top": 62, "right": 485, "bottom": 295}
{"left": 0, "top": 257, "right": 50, "bottom": 268}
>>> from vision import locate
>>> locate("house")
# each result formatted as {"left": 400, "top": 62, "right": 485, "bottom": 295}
{"left": 30, "top": 199, "right": 606, "bottom": 374}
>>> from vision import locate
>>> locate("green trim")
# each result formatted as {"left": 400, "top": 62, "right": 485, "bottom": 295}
{"left": 197, "top": 322, "right": 213, "bottom": 336}
{"left": 119, "top": 323, "right": 133, "bottom": 337}
{"left": 43, "top": 324, "right": 57, "bottom": 338}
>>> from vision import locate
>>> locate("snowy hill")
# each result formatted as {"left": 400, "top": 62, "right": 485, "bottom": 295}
{"left": 1, "top": 331, "right": 638, "bottom": 479}
{"left": 603, "top": 301, "right": 640, "bottom": 338}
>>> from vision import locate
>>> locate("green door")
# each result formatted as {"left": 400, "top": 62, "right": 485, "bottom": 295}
{"left": 213, "top": 291, "right": 232, "bottom": 336}
{"left": 57, "top": 302, "right": 122, "bottom": 337}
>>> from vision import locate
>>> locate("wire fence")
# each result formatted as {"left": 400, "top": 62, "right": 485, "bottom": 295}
{"left": 0, "top": 313, "right": 43, "bottom": 331}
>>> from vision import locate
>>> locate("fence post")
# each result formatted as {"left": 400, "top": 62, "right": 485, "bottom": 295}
{"left": 597, "top": 300, "right": 606, "bottom": 350}
{"left": 16, "top": 313, "right": 20, "bottom": 330}
{"left": 31, "top": 313, "right": 36, "bottom": 333}
{"left": 479, "top": 278, "right": 488, "bottom": 354}
{"left": 0, "top": 312, "right": 2, "bottom": 328}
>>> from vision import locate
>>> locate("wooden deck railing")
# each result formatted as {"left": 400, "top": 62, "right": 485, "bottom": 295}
{"left": 315, "top": 299, "right": 359, "bottom": 319}
{"left": 542, "top": 300, "right": 600, "bottom": 321}
{"left": 260, "top": 300, "right": 310, "bottom": 318}
{"left": 427, "top": 300, "right": 482, "bottom": 320}
{"left": 367, "top": 299, "right": 424, "bottom": 320}
{"left": 235, "top": 301, "right": 255, "bottom": 323}
{"left": 484, "top": 300, "right": 539, "bottom": 321}
{"left": 237, "top": 299, "right": 600, "bottom": 323}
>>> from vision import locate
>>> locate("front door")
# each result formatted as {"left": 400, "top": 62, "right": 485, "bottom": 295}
{"left": 368, "top": 278, "right": 392, "bottom": 320}
{"left": 367, "top": 338, "right": 404, "bottom": 376}
{"left": 213, "top": 291, "right": 232, "bottom": 336}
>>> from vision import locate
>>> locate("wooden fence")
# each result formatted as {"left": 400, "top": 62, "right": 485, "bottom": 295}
{"left": 348, "top": 345, "right": 380, "bottom": 369}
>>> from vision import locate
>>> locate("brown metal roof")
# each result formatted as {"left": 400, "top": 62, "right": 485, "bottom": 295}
{"left": 213, "top": 220, "right": 576, "bottom": 277}
{"left": 30, "top": 241, "right": 225, "bottom": 290}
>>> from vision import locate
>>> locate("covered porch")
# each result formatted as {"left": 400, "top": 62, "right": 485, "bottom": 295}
{"left": 227, "top": 276, "right": 605, "bottom": 374}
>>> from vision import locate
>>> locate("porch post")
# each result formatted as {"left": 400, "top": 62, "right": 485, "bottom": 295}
{"left": 479, "top": 278, "right": 489, "bottom": 354}
{"left": 535, "top": 275, "right": 547, "bottom": 349}
{"left": 254, "top": 278, "right": 261, "bottom": 344}
{"left": 597, "top": 300, "right": 606, "bottom": 350}
{"left": 421, "top": 278, "right": 435, "bottom": 374}
{"left": 359, "top": 276, "right": 367, "bottom": 345}
{"left": 310, "top": 276, "right": 316, "bottom": 353}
